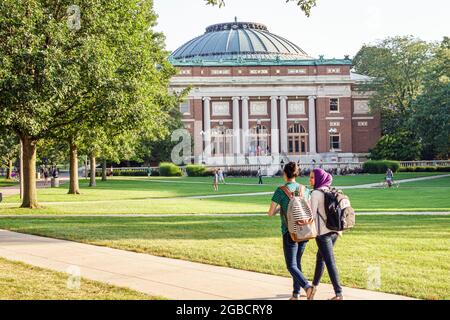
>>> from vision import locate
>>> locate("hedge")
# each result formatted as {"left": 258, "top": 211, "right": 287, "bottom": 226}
{"left": 399, "top": 166, "right": 450, "bottom": 172}
{"left": 159, "top": 162, "right": 183, "bottom": 177}
{"left": 363, "top": 160, "right": 400, "bottom": 173}
{"left": 185, "top": 165, "right": 207, "bottom": 177}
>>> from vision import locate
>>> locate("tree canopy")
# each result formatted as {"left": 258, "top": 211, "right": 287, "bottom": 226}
{"left": 205, "top": 0, "right": 317, "bottom": 16}
{"left": 354, "top": 36, "right": 449, "bottom": 160}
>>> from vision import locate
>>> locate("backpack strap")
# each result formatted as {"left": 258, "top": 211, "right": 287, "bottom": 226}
{"left": 280, "top": 184, "right": 305, "bottom": 200}
{"left": 280, "top": 186, "right": 294, "bottom": 199}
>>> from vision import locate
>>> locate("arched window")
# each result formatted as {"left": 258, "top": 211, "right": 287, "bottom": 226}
{"left": 211, "top": 126, "right": 233, "bottom": 156}
{"left": 249, "top": 124, "right": 269, "bottom": 156}
{"left": 288, "top": 124, "right": 308, "bottom": 154}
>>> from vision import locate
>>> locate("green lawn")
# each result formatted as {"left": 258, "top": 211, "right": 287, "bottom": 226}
{"left": 1, "top": 176, "right": 449, "bottom": 214}
{"left": 0, "top": 177, "right": 16, "bottom": 188}
{"left": 161, "top": 172, "right": 448, "bottom": 186}
{"left": 0, "top": 257, "right": 157, "bottom": 300}
{"left": 0, "top": 215, "right": 448, "bottom": 300}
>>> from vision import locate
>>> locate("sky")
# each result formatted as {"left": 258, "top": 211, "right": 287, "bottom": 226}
{"left": 153, "top": 0, "right": 450, "bottom": 58}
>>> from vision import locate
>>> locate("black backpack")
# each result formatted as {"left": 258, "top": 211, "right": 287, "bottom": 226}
{"left": 319, "top": 188, "right": 355, "bottom": 231}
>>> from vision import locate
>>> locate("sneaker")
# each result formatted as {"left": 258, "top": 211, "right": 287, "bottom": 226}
{"left": 289, "top": 293, "right": 300, "bottom": 300}
{"left": 329, "top": 295, "right": 344, "bottom": 300}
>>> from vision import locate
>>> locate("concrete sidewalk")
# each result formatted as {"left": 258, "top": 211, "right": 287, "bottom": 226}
{"left": 0, "top": 230, "right": 414, "bottom": 300}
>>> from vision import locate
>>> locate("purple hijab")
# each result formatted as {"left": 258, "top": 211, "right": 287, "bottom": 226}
{"left": 313, "top": 168, "right": 333, "bottom": 189}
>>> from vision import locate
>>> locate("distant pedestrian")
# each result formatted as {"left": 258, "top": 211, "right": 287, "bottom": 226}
{"left": 43, "top": 167, "right": 49, "bottom": 186}
{"left": 218, "top": 168, "right": 226, "bottom": 184}
{"left": 213, "top": 169, "right": 219, "bottom": 192}
{"left": 257, "top": 167, "right": 263, "bottom": 185}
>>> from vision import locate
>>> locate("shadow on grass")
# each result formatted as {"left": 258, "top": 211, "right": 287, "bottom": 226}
{"left": 0, "top": 215, "right": 449, "bottom": 242}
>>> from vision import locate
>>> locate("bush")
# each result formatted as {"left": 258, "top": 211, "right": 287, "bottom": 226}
{"left": 185, "top": 165, "right": 207, "bottom": 177}
{"left": 436, "top": 166, "right": 450, "bottom": 172}
{"left": 159, "top": 162, "right": 182, "bottom": 177}
{"left": 363, "top": 160, "right": 400, "bottom": 173}
{"left": 114, "top": 169, "right": 148, "bottom": 177}
{"left": 401, "top": 166, "right": 450, "bottom": 172}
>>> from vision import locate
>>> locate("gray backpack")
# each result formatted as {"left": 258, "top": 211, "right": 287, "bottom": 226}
{"left": 280, "top": 185, "right": 317, "bottom": 242}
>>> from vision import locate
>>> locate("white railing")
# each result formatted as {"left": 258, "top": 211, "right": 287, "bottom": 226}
{"left": 400, "top": 160, "right": 450, "bottom": 167}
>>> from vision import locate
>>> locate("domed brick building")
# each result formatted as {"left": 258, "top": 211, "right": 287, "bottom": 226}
{"left": 168, "top": 20, "right": 380, "bottom": 166}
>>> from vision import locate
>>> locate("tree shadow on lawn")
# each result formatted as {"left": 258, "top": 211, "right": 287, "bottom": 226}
{"left": 0, "top": 215, "right": 449, "bottom": 243}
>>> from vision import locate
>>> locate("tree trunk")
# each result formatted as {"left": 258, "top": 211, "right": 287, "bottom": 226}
{"left": 6, "top": 159, "right": 13, "bottom": 180}
{"left": 89, "top": 154, "right": 96, "bottom": 187}
{"left": 68, "top": 142, "right": 80, "bottom": 194}
{"left": 102, "top": 159, "right": 107, "bottom": 181}
{"left": 20, "top": 136, "right": 39, "bottom": 208}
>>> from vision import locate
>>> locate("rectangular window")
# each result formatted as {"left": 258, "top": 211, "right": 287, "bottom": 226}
{"left": 327, "top": 67, "right": 341, "bottom": 74}
{"left": 330, "top": 98, "right": 339, "bottom": 112}
{"left": 358, "top": 121, "right": 369, "bottom": 127}
{"left": 329, "top": 134, "right": 341, "bottom": 151}
{"left": 288, "top": 140, "right": 293, "bottom": 153}
{"left": 179, "top": 101, "right": 189, "bottom": 114}
{"left": 211, "top": 69, "right": 231, "bottom": 75}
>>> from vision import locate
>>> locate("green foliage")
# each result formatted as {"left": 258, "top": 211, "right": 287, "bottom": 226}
{"left": 370, "top": 132, "right": 422, "bottom": 161}
{"left": 0, "top": 128, "right": 19, "bottom": 167}
{"left": 354, "top": 36, "right": 432, "bottom": 134}
{"left": 185, "top": 165, "right": 207, "bottom": 177}
{"left": 363, "top": 160, "right": 400, "bottom": 174}
{"left": 400, "top": 166, "right": 450, "bottom": 173}
{"left": 355, "top": 36, "right": 449, "bottom": 160}
{"left": 159, "top": 162, "right": 182, "bottom": 177}
{"left": 411, "top": 37, "right": 450, "bottom": 160}
{"left": 204, "top": 0, "right": 316, "bottom": 16}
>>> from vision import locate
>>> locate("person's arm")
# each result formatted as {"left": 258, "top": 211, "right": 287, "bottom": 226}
{"left": 268, "top": 201, "right": 279, "bottom": 216}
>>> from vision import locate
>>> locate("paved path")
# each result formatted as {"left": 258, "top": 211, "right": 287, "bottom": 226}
{"left": 0, "top": 230, "right": 414, "bottom": 300}
{"left": 0, "top": 212, "right": 448, "bottom": 219}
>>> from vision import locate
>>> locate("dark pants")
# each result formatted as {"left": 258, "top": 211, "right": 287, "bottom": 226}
{"left": 313, "top": 232, "right": 343, "bottom": 296}
{"left": 258, "top": 176, "right": 263, "bottom": 184}
{"left": 282, "top": 232, "right": 311, "bottom": 295}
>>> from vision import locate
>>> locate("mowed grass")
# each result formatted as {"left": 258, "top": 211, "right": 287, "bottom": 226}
{"left": 0, "top": 215, "right": 448, "bottom": 300}
{"left": 157, "top": 172, "right": 448, "bottom": 187}
{"left": 1, "top": 176, "right": 449, "bottom": 214}
{"left": 0, "top": 177, "right": 16, "bottom": 188}
{"left": 0, "top": 257, "right": 157, "bottom": 300}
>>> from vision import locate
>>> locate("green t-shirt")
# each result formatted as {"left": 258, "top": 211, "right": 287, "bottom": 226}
{"left": 271, "top": 182, "right": 311, "bottom": 234}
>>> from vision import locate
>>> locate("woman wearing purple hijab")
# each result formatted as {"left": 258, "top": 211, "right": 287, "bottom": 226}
{"left": 308, "top": 168, "right": 344, "bottom": 300}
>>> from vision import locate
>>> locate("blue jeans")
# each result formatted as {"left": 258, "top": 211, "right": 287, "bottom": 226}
{"left": 313, "top": 232, "right": 343, "bottom": 296}
{"left": 282, "top": 232, "right": 311, "bottom": 295}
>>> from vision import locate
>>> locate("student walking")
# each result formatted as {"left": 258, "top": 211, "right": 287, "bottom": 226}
{"left": 212, "top": 169, "right": 219, "bottom": 192}
{"left": 257, "top": 167, "right": 263, "bottom": 185}
{"left": 218, "top": 168, "right": 226, "bottom": 184}
{"left": 385, "top": 168, "right": 394, "bottom": 187}
{"left": 308, "top": 168, "right": 344, "bottom": 300}
{"left": 268, "top": 162, "right": 315, "bottom": 300}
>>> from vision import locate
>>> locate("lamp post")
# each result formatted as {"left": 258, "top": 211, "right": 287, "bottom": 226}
{"left": 200, "top": 130, "right": 205, "bottom": 164}
{"left": 218, "top": 121, "right": 226, "bottom": 165}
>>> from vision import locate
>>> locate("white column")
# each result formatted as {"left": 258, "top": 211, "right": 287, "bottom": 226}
{"left": 203, "top": 97, "right": 211, "bottom": 158}
{"left": 241, "top": 97, "right": 249, "bottom": 155}
{"left": 308, "top": 96, "right": 317, "bottom": 154}
{"left": 232, "top": 97, "right": 241, "bottom": 155}
{"left": 280, "top": 96, "right": 288, "bottom": 154}
{"left": 270, "top": 96, "right": 279, "bottom": 156}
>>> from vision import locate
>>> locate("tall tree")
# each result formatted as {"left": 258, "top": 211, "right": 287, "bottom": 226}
{"left": 0, "top": 0, "right": 176, "bottom": 207}
{"left": 411, "top": 37, "right": 450, "bottom": 159}
{"left": 353, "top": 36, "right": 432, "bottom": 135}
{"left": 0, "top": 129, "right": 19, "bottom": 180}
{"left": 205, "top": 0, "right": 317, "bottom": 16}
